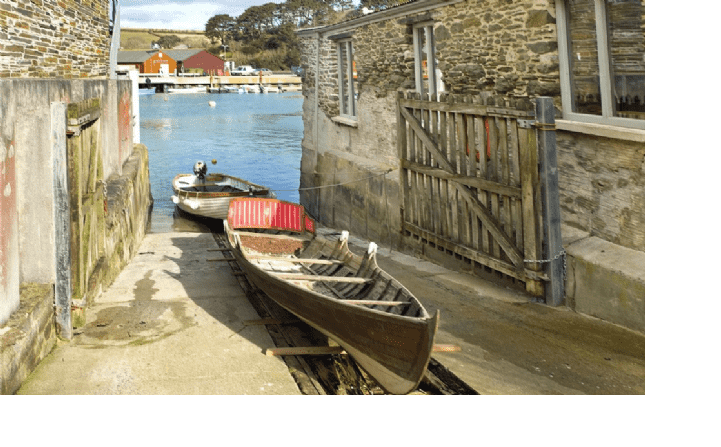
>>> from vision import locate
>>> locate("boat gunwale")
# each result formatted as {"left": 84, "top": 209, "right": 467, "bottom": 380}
{"left": 172, "top": 173, "right": 271, "bottom": 199}
{"left": 225, "top": 222, "right": 431, "bottom": 322}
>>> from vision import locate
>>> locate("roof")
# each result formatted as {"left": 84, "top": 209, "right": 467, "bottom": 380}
{"left": 296, "top": 0, "right": 462, "bottom": 36}
{"left": 117, "top": 49, "right": 206, "bottom": 64}
{"left": 117, "top": 50, "right": 161, "bottom": 63}
{"left": 162, "top": 49, "right": 206, "bottom": 62}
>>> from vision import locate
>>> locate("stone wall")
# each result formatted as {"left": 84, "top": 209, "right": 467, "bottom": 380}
{"left": 298, "top": 0, "right": 645, "bottom": 252}
{"left": 298, "top": 0, "right": 561, "bottom": 245}
{"left": 301, "top": 0, "right": 560, "bottom": 119}
{"left": 0, "top": 0, "right": 110, "bottom": 78}
{"left": 297, "top": 0, "right": 645, "bottom": 329}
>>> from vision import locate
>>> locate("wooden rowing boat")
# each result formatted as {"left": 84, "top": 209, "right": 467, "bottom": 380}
{"left": 172, "top": 169, "right": 275, "bottom": 220}
{"left": 223, "top": 197, "right": 439, "bottom": 394}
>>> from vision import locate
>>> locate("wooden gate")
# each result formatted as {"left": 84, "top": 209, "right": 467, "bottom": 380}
{"left": 66, "top": 98, "right": 106, "bottom": 306}
{"left": 397, "top": 92, "right": 550, "bottom": 297}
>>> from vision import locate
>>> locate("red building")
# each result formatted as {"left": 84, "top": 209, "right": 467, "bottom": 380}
{"left": 167, "top": 50, "right": 225, "bottom": 75}
{"left": 118, "top": 50, "right": 177, "bottom": 74}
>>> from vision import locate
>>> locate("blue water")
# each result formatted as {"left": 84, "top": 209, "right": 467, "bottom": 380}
{"left": 139, "top": 91, "right": 304, "bottom": 232}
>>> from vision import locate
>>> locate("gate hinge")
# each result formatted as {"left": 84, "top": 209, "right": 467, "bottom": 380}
{"left": 517, "top": 119, "right": 534, "bottom": 129}
{"left": 518, "top": 119, "right": 556, "bottom": 131}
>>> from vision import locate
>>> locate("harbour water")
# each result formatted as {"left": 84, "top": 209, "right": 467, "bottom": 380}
{"left": 139, "top": 91, "right": 304, "bottom": 233}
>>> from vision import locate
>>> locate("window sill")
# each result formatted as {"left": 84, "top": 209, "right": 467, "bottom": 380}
{"left": 331, "top": 116, "right": 358, "bottom": 128}
{"left": 556, "top": 120, "right": 644, "bottom": 143}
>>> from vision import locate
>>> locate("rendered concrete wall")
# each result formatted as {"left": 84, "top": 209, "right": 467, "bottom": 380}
{"left": 0, "top": 115, "right": 19, "bottom": 324}
{"left": 0, "top": 78, "right": 134, "bottom": 325}
{"left": 564, "top": 228, "right": 645, "bottom": 332}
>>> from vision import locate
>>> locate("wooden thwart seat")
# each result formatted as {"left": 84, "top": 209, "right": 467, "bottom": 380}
{"left": 343, "top": 300, "right": 410, "bottom": 306}
{"left": 269, "top": 272, "right": 370, "bottom": 283}
{"left": 247, "top": 255, "right": 343, "bottom": 265}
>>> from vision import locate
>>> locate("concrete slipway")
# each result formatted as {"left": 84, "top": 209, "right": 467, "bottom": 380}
{"left": 17, "top": 228, "right": 644, "bottom": 395}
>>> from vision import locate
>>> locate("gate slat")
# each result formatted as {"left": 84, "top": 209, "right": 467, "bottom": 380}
{"left": 518, "top": 120, "right": 544, "bottom": 295}
{"left": 467, "top": 98, "right": 479, "bottom": 250}
{"left": 408, "top": 93, "right": 419, "bottom": 227}
{"left": 498, "top": 116, "right": 512, "bottom": 262}
{"left": 423, "top": 94, "right": 435, "bottom": 235}
{"left": 509, "top": 119, "right": 524, "bottom": 249}
{"left": 487, "top": 110, "right": 500, "bottom": 260}
{"left": 479, "top": 105, "right": 490, "bottom": 254}
{"left": 447, "top": 96, "right": 459, "bottom": 242}
{"left": 397, "top": 92, "right": 409, "bottom": 236}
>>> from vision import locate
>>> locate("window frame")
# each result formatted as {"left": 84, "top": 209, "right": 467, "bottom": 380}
{"left": 556, "top": 0, "right": 644, "bottom": 130}
{"left": 336, "top": 38, "right": 357, "bottom": 121}
{"left": 413, "top": 21, "right": 439, "bottom": 98}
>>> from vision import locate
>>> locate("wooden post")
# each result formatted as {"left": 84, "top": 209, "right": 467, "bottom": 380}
{"left": 535, "top": 97, "right": 564, "bottom": 306}
{"left": 51, "top": 102, "right": 72, "bottom": 339}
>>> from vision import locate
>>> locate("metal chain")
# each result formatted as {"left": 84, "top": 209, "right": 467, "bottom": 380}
{"left": 524, "top": 248, "right": 567, "bottom": 282}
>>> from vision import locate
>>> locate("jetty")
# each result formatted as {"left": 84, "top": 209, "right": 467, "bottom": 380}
{"left": 139, "top": 73, "right": 302, "bottom": 93}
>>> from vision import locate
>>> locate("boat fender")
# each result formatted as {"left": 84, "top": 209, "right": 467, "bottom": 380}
{"left": 171, "top": 195, "right": 180, "bottom": 204}
{"left": 186, "top": 199, "right": 200, "bottom": 210}
{"left": 340, "top": 231, "right": 349, "bottom": 242}
{"left": 368, "top": 242, "right": 378, "bottom": 256}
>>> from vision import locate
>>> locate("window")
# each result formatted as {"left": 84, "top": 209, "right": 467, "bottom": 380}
{"left": 413, "top": 23, "right": 443, "bottom": 97}
{"left": 337, "top": 39, "right": 357, "bottom": 120}
{"left": 556, "top": 0, "right": 645, "bottom": 129}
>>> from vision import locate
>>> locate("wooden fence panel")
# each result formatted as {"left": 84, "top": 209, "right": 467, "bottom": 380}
{"left": 67, "top": 98, "right": 105, "bottom": 303}
{"left": 397, "top": 92, "right": 546, "bottom": 295}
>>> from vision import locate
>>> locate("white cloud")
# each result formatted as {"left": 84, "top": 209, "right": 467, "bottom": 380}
{"left": 118, "top": 1, "right": 275, "bottom": 30}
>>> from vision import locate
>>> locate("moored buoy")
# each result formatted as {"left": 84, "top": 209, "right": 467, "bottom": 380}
{"left": 211, "top": 159, "right": 217, "bottom": 165}
{"left": 209, "top": 100, "right": 216, "bottom": 107}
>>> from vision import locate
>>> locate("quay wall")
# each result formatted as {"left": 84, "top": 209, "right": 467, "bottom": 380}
{"left": 1, "top": 79, "right": 152, "bottom": 393}
{"left": 297, "top": 0, "right": 645, "bottom": 331}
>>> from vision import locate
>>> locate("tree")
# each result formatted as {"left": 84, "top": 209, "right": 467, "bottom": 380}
{"left": 205, "top": 14, "right": 237, "bottom": 46}
{"left": 359, "top": 0, "right": 401, "bottom": 12}
{"left": 153, "top": 35, "right": 181, "bottom": 49}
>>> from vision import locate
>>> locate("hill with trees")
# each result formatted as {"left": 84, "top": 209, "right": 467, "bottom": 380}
{"left": 121, "top": 1, "right": 402, "bottom": 71}
{"left": 204, "top": 0, "right": 401, "bottom": 71}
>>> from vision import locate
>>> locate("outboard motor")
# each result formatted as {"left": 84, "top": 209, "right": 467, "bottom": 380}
{"left": 193, "top": 161, "right": 207, "bottom": 180}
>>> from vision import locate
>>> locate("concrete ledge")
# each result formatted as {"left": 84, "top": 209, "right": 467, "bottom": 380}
{"left": 1, "top": 283, "right": 56, "bottom": 395}
{"left": 563, "top": 226, "right": 645, "bottom": 333}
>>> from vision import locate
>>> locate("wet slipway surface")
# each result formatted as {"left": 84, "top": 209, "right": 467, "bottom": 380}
{"left": 18, "top": 211, "right": 644, "bottom": 395}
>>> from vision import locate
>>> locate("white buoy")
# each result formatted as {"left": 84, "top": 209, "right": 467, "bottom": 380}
{"left": 208, "top": 100, "right": 216, "bottom": 107}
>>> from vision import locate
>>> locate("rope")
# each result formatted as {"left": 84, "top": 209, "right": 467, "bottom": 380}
{"left": 271, "top": 168, "right": 397, "bottom": 192}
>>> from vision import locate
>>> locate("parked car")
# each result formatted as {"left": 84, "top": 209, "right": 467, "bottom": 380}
{"left": 231, "top": 65, "right": 254, "bottom": 76}
{"left": 253, "top": 68, "right": 273, "bottom": 76}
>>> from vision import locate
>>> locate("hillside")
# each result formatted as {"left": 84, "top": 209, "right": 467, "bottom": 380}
{"left": 121, "top": 28, "right": 212, "bottom": 50}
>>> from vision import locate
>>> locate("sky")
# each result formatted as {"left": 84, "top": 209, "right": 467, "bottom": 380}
{"left": 118, "top": 0, "right": 281, "bottom": 30}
